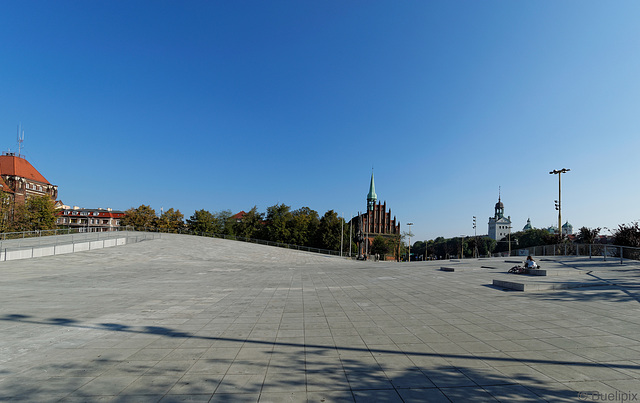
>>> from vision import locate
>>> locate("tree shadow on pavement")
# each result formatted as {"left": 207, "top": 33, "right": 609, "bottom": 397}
{"left": 0, "top": 313, "right": 619, "bottom": 402}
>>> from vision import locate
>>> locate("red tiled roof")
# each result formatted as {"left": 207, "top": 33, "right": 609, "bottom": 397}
{"left": 232, "top": 211, "right": 247, "bottom": 220}
{"left": 0, "top": 175, "right": 13, "bottom": 193}
{"left": 0, "top": 155, "right": 51, "bottom": 184}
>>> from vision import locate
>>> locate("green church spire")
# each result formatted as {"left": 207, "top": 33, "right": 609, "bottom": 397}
{"left": 367, "top": 172, "right": 377, "bottom": 211}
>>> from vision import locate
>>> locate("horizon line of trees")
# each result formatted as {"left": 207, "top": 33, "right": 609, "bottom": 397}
{"left": 3, "top": 194, "right": 640, "bottom": 259}
{"left": 119, "top": 204, "right": 355, "bottom": 253}
{"left": 410, "top": 225, "right": 640, "bottom": 260}
{"left": 0, "top": 192, "right": 58, "bottom": 232}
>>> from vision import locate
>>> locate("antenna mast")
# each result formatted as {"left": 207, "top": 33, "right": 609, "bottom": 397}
{"left": 17, "top": 123, "right": 24, "bottom": 158}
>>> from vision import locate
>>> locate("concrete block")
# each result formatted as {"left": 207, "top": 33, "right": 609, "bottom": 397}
{"left": 55, "top": 244, "right": 74, "bottom": 255}
{"left": 441, "top": 267, "right": 456, "bottom": 272}
{"left": 32, "top": 246, "right": 55, "bottom": 258}
{"left": 89, "top": 241, "right": 103, "bottom": 250}
{"left": 5, "top": 249, "right": 33, "bottom": 261}
{"left": 492, "top": 280, "right": 525, "bottom": 291}
{"left": 74, "top": 242, "right": 90, "bottom": 252}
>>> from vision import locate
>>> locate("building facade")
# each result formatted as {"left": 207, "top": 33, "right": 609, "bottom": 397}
{"left": 350, "top": 173, "right": 400, "bottom": 259}
{"left": 0, "top": 153, "right": 58, "bottom": 204}
{"left": 488, "top": 195, "right": 511, "bottom": 240}
{"left": 56, "top": 207, "right": 124, "bottom": 232}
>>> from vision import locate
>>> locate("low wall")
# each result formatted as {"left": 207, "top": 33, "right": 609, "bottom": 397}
{"left": 0, "top": 237, "right": 129, "bottom": 262}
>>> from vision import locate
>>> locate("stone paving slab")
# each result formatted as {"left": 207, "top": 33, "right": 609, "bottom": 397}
{"left": 1, "top": 234, "right": 640, "bottom": 402}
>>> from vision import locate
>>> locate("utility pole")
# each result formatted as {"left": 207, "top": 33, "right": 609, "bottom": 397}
{"left": 550, "top": 168, "right": 570, "bottom": 241}
{"left": 349, "top": 215, "right": 352, "bottom": 258}
{"left": 407, "top": 223, "right": 414, "bottom": 261}
{"left": 340, "top": 213, "right": 344, "bottom": 257}
{"left": 473, "top": 216, "right": 477, "bottom": 258}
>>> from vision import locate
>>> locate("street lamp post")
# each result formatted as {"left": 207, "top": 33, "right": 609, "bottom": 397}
{"left": 473, "top": 216, "right": 477, "bottom": 258}
{"left": 407, "top": 223, "right": 413, "bottom": 262}
{"left": 550, "top": 168, "right": 570, "bottom": 241}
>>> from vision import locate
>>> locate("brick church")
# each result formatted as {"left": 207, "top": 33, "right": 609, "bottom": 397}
{"left": 351, "top": 173, "right": 401, "bottom": 259}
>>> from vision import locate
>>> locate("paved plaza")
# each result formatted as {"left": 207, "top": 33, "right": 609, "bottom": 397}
{"left": 1, "top": 234, "right": 640, "bottom": 402}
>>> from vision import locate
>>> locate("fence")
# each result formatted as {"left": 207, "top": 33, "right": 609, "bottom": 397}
{"left": 178, "top": 231, "right": 343, "bottom": 257}
{"left": 0, "top": 228, "right": 83, "bottom": 241}
{"left": 0, "top": 230, "right": 160, "bottom": 262}
{"left": 507, "top": 243, "right": 640, "bottom": 264}
{"left": 118, "top": 226, "right": 344, "bottom": 257}
{"left": 0, "top": 227, "right": 343, "bottom": 262}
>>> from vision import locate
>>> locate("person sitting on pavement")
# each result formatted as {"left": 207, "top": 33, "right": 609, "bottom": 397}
{"left": 524, "top": 255, "right": 538, "bottom": 269}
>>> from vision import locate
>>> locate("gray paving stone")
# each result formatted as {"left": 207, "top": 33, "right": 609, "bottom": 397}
{"left": 2, "top": 234, "right": 640, "bottom": 401}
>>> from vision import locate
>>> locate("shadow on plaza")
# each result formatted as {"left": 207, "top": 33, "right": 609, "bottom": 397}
{"left": 0, "top": 314, "right": 623, "bottom": 401}
{"left": 0, "top": 358, "right": 573, "bottom": 402}
{"left": 0, "top": 315, "right": 577, "bottom": 402}
{"left": 525, "top": 284, "right": 640, "bottom": 305}
{"left": 3, "top": 313, "right": 639, "bottom": 371}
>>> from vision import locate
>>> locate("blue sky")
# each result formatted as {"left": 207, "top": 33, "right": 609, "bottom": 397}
{"left": 1, "top": 1, "right": 639, "bottom": 241}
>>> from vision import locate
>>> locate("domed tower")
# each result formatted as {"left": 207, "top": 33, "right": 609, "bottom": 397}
{"left": 494, "top": 196, "right": 504, "bottom": 219}
{"left": 488, "top": 190, "right": 511, "bottom": 240}
{"left": 523, "top": 218, "right": 532, "bottom": 231}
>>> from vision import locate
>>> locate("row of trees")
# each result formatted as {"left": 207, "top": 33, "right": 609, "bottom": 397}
{"left": 120, "top": 204, "right": 354, "bottom": 252}
{"left": 408, "top": 224, "right": 640, "bottom": 260}
{"left": 4, "top": 193, "right": 640, "bottom": 259}
{"left": 0, "top": 193, "right": 58, "bottom": 232}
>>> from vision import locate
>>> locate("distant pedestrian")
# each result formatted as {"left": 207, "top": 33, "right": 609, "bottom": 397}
{"left": 524, "top": 255, "right": 538, "bottom": 269}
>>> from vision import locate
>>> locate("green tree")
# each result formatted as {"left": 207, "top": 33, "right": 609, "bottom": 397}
{"left": 316, "top": 210, "right": 343, "bottom": 250}
{"left": 233, "top": 206, "right": 264, "bottom": 239}
{"left": 518, "top": 229, "right": 555, "bottom": 249}
{"left": 288, "top": 207, "right": 319, "bottom": 246}
{"left": 613, "top": 222, "right": 640, "bottom": 247}
{"left": 477, "top": 237, "right": 496, "bottom": 256}
{"left": 187, "top": 209, "right": 217, "bottom": 236}
{"left": 0, "top": 190, "right": 14, "bottom": 232}
{"left": 120, "top": 205, "right": 157, "bottom": 230}
{"left": 214, "top": 210, "right": 235, "bottom": 236}
{"left": 412, "top": 241, "right": 426, "bottom": 259}
{"left": 264, "top": 204, "right": 292, "bottom": 243}
{"left": 387, "top": 233, "right": 403, "bottom": 261}
{"left": 371, "top": 236, "right": 390, "bottom": 258}
{"left": 156, "top": 208, "right": 184, "bottom": 233}
{"left": 12, "top": 195, "right": 58, "bottom": 231}
{"left": 577, "top": 226, "right": 600, "bottom": 244}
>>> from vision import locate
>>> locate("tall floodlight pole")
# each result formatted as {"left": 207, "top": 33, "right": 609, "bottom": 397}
{"left": 473, "top": 216, "right": 477, "bottom": 258}
{"left": 407, "top": 222, "right": 414, "bottom": 262}
{"left": 550, "top": 168, "right": 570, "bottom": 240}
{"left": 349, "top": 215, "right": 352, "bottom": 258}
{"left": 340, "top": 213, "right": 344, "bottom": 257}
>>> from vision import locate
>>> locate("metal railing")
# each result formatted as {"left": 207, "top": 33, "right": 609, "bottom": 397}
{"left": 0, "top": 226, "right": 344, "bottom": 260}
{"left": 183, "top": 231, "right": 343, "bottom": 257}
{"left": 0, "top": 228, "right": 80, "bottom": 240}
{"left": 122, "top": 226, "right": 343, "bottom": 257}
{"left": 0, "top": 230, "right": 160, "bottom": 262}
{"left": 506, "top": 243, "right": 640, "bottom": 264}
